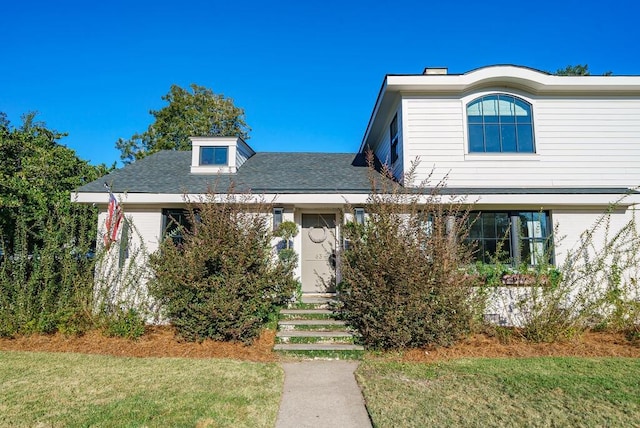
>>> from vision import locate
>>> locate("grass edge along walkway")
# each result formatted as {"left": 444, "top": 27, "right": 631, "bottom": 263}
{"left": 356, "top": 357, "right": 640, "bottom": 428}
{"left": 0, "top": 350, "right": 283, "bottom": 428}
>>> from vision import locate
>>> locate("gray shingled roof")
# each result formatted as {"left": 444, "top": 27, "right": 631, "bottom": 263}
{"left": 76, "top": 150, "right": 635, "bottom": 196}
{"left": 77, "top": 151, "right": 378, "bottom": 194}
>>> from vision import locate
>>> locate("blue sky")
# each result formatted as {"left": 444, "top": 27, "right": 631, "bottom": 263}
{"left": 1, "top": 0, "right": 639, "bottom": 166}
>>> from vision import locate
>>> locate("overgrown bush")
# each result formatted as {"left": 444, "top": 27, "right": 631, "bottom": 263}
{"left": 0, "top": 206, "right": 97, "bottom": 337}
{"left": 148, "top": 190, "right": 297, "bottom": 343}
{"left": 92, "top": 214, "right": 159, "bottom": 326}
{"left": 487, "top": 204, "right": 640, "bottom": 342}
{"left": 336, "top": 155, "right": 481, "bottom": 350}
{"left": 0, "top": 113, "right": 135, "bottom": 337}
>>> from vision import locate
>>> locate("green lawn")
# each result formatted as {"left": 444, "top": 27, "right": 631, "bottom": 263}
{"left": 0, "top": 351, "right": 283, "bottom": 427}
{"left": 356, "top": 357, "right": 640, "bottom": 427}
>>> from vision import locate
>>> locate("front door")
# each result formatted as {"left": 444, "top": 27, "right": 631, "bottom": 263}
{"left": 301, "top": 213, "right": 336, "bottom": 293}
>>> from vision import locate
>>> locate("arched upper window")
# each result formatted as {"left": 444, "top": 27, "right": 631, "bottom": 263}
{"left": 467, "top": 94, "right": 535, "bottom": 153}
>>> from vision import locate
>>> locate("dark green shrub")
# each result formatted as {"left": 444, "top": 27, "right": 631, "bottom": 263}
{"left": 104, "top": 308, "right": 146, "bottom": 339}
{"left": 56, "top": 308, "right": 93, "bottom": 336}
{"left": 625, "top": 323, "right": 640, "bottom": 343}
{"left": 148, "top": 191, "right": 297, "bottom": 343}
{"left": 337, "top": 155, "right": 479, "bottom": 350}
{"left": 278, "top": 248, "right": 297, "bottom": 270}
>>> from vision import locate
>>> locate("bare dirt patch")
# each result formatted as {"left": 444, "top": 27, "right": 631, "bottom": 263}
{"left": 0, "top": 328, "right": 637, "bottom": 362}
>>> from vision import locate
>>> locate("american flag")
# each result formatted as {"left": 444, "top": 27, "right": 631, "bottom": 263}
{"left": 104, "top": 190, "right": 123, "bottom": 250}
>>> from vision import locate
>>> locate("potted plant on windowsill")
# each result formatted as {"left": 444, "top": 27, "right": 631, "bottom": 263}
{"left": 466, "top": 262, "right": 562, "bottom": 288}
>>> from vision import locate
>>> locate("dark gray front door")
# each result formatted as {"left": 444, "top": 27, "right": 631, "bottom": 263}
{"left": 301, "top": 214, "right": 336, "bottom": 293}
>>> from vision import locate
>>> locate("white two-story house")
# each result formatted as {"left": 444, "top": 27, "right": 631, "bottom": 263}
{"left": 74, "top": 65, "right": 640, "bottom": 296}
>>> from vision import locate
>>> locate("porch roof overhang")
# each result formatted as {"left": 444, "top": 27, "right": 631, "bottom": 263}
{"left": 72, "top": 188, "right": 640, "bottom": 209}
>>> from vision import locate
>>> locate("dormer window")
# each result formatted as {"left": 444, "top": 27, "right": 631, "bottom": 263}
{"left": 190, "top": 136, "right": 255, "bottom": 174}
{"left": 200, "top": 146, "right": 228, "bottom": 166}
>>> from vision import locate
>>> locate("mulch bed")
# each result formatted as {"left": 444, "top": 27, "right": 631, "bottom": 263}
{"left": 0, "top": 326, "right": 278, "bottom": 362}
{"left": 0, "top": 328, "right": 637, "bottom": 362}
{"left": 397, "top": 331, "right": 640, "bottom": 362}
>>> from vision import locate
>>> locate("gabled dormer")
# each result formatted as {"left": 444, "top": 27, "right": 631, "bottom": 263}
{"left": 190, "top": 136, "right": 255, "bottom": 174}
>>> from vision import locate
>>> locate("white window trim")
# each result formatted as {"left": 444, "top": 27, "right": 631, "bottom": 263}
{"left": 190, "top": 137, "right": 242, "bottom": 174}
{"left": 464, "top": 153, "right": 540, "bottom": 161}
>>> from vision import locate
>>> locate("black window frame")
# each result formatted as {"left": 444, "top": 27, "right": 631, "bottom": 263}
{"left": 467, "top": 94, "right": 535, "bottom": 154}
{"left": 390, "top": 114, "right": 399, "bottom": 164}
{"left": 162, "top": 209, "right": 191, "bottom": 245}
{"left": 466, "top": 210, "right": 553, "bottom": 266}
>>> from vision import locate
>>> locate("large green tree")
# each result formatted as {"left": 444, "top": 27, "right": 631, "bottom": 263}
{"left": 0, "top": 112, "right": 109, "bottom": 250}
{"left": 0, "top": 112, "right": 115, "bottom": 336}
{"left": 116, "top": 84, "right": 250, "bottom": 164}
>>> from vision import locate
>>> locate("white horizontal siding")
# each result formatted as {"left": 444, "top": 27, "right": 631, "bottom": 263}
{"left": 401, "top": 95, "right": 640, "bottom": 188}
{"left": 125, "top": 209, "right": 164, "bottom": 254}
{"left": 95, "top": 208, "right": 164, "bottom": 319}
{"left": 369, "top": 103, "right": 404, "bottom": 181}
{"left": 403, "top": 98, "right": 465, "bottom": 185}
{"left": 553, "top": 208, "right": 637, "bottom": 266}
{"left": 97, "top": 209, "right": 161, "bottom": 252}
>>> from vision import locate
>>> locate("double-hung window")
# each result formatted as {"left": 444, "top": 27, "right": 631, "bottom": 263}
{"left": 467, "top": 94, "right": 535, "bottom": 153}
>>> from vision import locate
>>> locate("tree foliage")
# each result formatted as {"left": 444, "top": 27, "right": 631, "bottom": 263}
{"left": 0, "top": 112, "right": 112, "bottom": 336}
{"left": 555, "top": 64, "right": 612, "bottom": 76}
{"left": 0, "top": 112, "right": 110, "bottom": 251}
{"left": 116, "top": 84, "right": 250, "bottom": 164}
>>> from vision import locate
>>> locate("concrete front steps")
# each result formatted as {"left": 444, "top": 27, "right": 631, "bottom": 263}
{"left": 274, "top": 295, "right": 364, "bottom": 359}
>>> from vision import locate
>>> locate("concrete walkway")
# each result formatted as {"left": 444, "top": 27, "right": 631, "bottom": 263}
{"left": 276, "top": 361, "right": 372, "bottom": 428}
